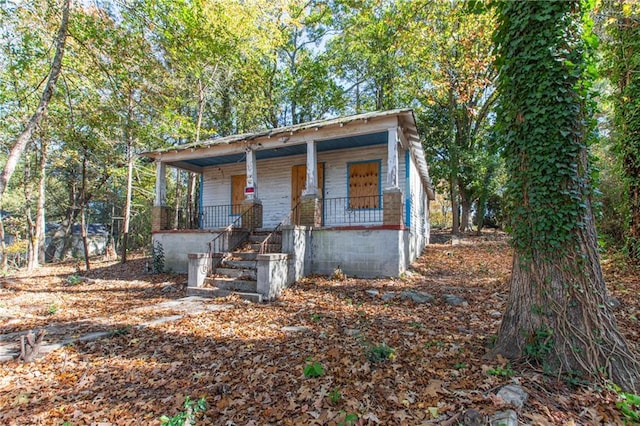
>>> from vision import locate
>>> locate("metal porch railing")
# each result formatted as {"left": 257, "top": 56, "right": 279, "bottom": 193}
{"left": 321, "top": 195, "right": 383, "bottom": 226}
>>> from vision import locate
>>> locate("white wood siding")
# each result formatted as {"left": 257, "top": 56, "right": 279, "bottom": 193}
{"left": 202, "top": 144, "right": 390, "bottom": 228}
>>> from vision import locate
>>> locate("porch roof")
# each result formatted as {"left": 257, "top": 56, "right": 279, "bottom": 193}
{"left": 141, "top": 109, "right": 434, "bottom": 199}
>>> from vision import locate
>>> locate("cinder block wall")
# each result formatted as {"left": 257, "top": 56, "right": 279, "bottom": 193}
{"left": 310, "top": 229, "right": 405, "bottom": 278}
{"left": 152, "top": 232, "right": 220, "bottom": 273}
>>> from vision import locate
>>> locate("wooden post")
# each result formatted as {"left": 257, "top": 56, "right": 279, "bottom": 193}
{"left": 155, "top": 161, "right": 166, "bottom": 207}
{"left": 302, "top": 140, "right": 318, "bottom": 197}
{"left": 245, "top": 148, "right": 258, "bottom": 200}
{"left": 386, "top": 126, "right": 399, "bottom": 190}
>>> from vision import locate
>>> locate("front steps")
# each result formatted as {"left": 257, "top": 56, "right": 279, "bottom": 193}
{"left": 187, "top": 228, "right": 281, "bottom": 303}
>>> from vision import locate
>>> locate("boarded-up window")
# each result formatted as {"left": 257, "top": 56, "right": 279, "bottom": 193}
{"left": 231, "top": 174, "right": 246, "bottom": 215}
{"left": 348, "top": 161, "right": 380, "bottom": 209}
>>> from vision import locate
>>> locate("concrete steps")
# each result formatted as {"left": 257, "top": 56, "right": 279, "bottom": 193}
{"left": 210, "top": 277, "right": 257, "bottom": 292}
{"left": 194, "top": 228, "right": 281, "bottom": 303}
{"left": 215, "top": 267, "right": 256, "bottom": 280}
{"left": 186, "top": 287, "right": 263, "bottom": 303}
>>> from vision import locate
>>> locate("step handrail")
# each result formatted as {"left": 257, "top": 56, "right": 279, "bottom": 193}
{"left": 208, "top": 205, "right": 256, "bottom": 257}
{"left": 259, "top": 202, "right": 301, "bottom": 254}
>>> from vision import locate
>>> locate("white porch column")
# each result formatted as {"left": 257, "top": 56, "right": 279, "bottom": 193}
{"left": 302, "top": 140, "right": 318, "bottom": 196}
{"left": 245, "top": 148, "right": 258, "bottom": 200}
{"left": 386, "top": 126, "right": 399, "bottom": 189}
{"left": 154, "top": 161, "right": 166, "bottom": 206}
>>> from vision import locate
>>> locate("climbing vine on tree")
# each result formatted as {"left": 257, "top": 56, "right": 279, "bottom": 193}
{"left": 492, "top": 0, "right": 640, "bottom": 392}
{"left": 495, "top": 0, "right": 594, "bottom": 259}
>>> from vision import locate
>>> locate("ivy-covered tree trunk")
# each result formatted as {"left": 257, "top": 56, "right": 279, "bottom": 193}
{"left": 492, "top": 0, "right": 640, "bottom": 391}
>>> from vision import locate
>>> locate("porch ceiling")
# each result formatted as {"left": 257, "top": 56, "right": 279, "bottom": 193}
{"left": 183, "top": 131, "right": 388, "bottom": 168}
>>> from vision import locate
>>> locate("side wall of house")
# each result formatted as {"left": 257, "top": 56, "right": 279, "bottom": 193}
{"left": 402, "top": 152, "right": 429, "bottom": 265}
{"left": 202, "top": 144, "right": 396, "bottom": 228}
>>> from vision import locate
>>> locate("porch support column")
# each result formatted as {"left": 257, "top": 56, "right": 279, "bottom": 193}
{"left": 386, "top": 126, "right": 399, "bottom": 190}
{"left": 245, "top": 148, "right": 258, "bottom": 201}
{"left": 384, "top": 127, "right": 403, "bottom": 226}
{"left": 302, "top": 140, "right": 318, "bottom": 196}
{"left": 299, "top": 140, "right": 321, "bottom": 227}
{"left": 242, "top": 148, "right": 262, "bottom": 229}
{"left": 152, "top": 161, "right": 170, "bottom": 231}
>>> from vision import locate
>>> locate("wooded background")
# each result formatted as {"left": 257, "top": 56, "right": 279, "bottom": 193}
{"left": 0, "top": 0, "right": 637, "bottom": 270}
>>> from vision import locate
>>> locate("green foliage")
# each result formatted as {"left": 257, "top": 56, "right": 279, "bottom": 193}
{"left": 45, "top": 303, "right": 58, "bottom": 316}
{"left": 109, "top": 325, "right": 131, "bottom": 337}
{"left": 310, "top": 313, "right": 322, "bottom": 322}
{"left": 366, "top": 342, "right": 396, "bottom": 363}
{"left": 486, "top": 364, "right": 514, "bottom": 378}
{"left": 616, "top": 390, "right": 640, "bottom": 423}
{"left": 328, "top": 387, "right": 341, "bottom": 404}
{"left": 159, "top": 396, "right": 206, "bottom": 426}
{"left": 66, "top": 274, "right": 82, "bottom": 285}
{"left": 524, "top": 327, "right": 554, "bottom": 366}
{"left": 303, "top": 358, "right": 324, "bottom": 378}
{"left": 338, "top": 412, "right": 359, "bottom": 426}
{"left": 493, "top": 0, "right": 594, "bottom": 258}
{"left": 152, "top": 241, "right": 165, "bottom": 273}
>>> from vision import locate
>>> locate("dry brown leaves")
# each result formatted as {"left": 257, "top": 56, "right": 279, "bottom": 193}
{"left": 0, "top": 233, "right": 636, "bottom": 425}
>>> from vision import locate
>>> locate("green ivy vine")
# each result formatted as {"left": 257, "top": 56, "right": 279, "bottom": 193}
{"left": 493, "top": 0, "right": 595, "bottom": 258}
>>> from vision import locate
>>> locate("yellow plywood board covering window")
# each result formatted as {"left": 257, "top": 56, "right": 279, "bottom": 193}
{"left": 231, "top": 174, "right": 246, "bottom": 215}
{"left": 349, "top": 162, "right": 379, "bottom": 209}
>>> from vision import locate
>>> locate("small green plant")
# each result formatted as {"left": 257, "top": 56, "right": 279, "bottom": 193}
{"left": 424, "top": 340, "right": 445, "bottom": 349}
{"left": 614, "top": 385, "right": 640, "bottom": 424}
{"left": 409, "top": 321, "right": 424, "bottom": 329}
{"left": 160, "top": 396, "right": 206, "bottom": 426}
{"left": 338, "top": 412, "right": 359, "bottom": 426}
{"left": 366, "top": 342, "right": 396, "bottom": 363}
{"left": 303, "top": 358, "right": 324, "bottom": 378}
{"left": 109, "top": 325, "right": 131, "bottom": 337}
{"left": 46, "top": 303, "right": 59, "bottom": 315}
{"left": 453, "top": 362, "right": 467, "bottom": 370}
{"left": 152, "top": 241, "right": 165, "bottom": 273}
{"left": 310, "top": 313, "right": 322, "bottom": 322}
{"left": 66, "top": 274, "right": 82, "bottom": 285}
{"left": 328, "top": 387, "right": 341, "bottom": 404}
{"left": 563, "top": 372, "right": 589, "bottom": 387}
{"left": 486, "top": 364, "right": 515, "bottom": 378}
{"left": 524, "top": 327, "right": 553, "bottom": 359}
{"left": 486, "top": 334, "right": 498, "bottom": 349}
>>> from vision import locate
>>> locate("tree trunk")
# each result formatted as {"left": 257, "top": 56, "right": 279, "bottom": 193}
{"left": 493, "top": 198, "right": 640, "bottom": 391}
{"left": 35, "top": 139, "right": 47, "bottom": 266}
{"left": 121, "top": 92, "right": 134, "bottom": 263}
{"left": 0, "top": 0, "right": 70, "bottom": 200}
{"left": 450, "top": 172, "right": 460, "bottom": 237}
{"left": 173, "top": 169, "right": 181, "bottom": 229}
{"left": 492, "top": 0, "right": 640, "bottom": 391}
{"left": 459, "top": 186, "right": 471, "bottom": 233}
{"left": 0, "top": 215, "right": 6, "bottom": 271}
{"left": 121, "top": 151, "right": 133, "bottom": 263}
{"left": 80, "top": 204, "right": 90, "bottom": 270}
{"left": 25, "top": 155, "right": 36, "bottom": 270}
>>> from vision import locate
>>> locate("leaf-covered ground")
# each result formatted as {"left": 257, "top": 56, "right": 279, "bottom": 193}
{"left": 0, "top": 232, "right": 638, "bottom": 425}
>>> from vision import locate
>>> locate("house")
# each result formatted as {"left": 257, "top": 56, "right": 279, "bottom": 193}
{"left": 141, "top": 109, "right": 435, "bottom": 301}
{"left": 45, "top": 223, "right": 111, "bottom": 261}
